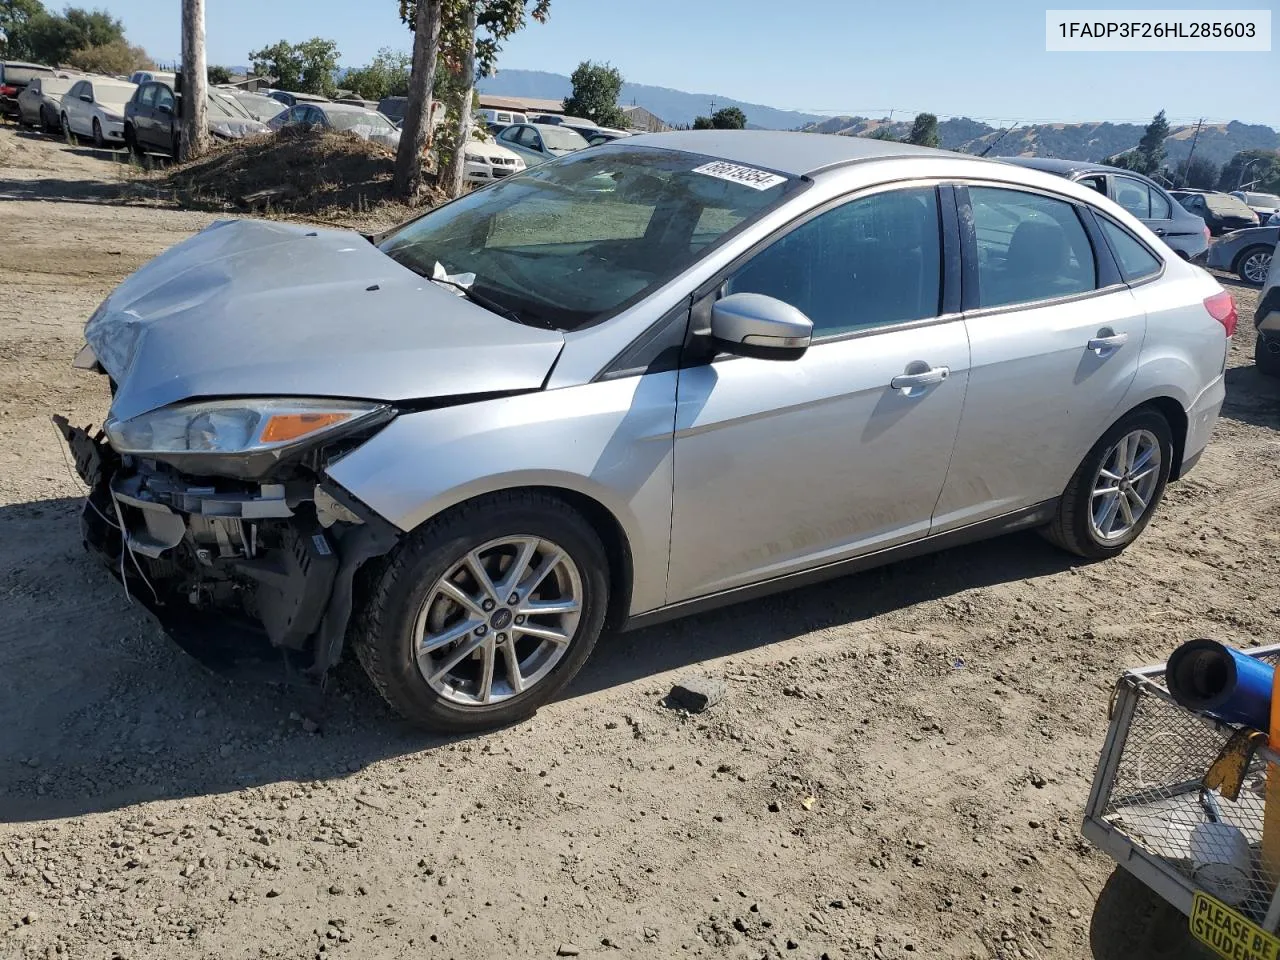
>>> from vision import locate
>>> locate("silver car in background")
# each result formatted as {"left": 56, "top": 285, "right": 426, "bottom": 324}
{"left": 1207, "top": 224, "right": 1278, "bottom": 284}
{"left": 57, "top": 132, "right": 1234, "bottom": 731}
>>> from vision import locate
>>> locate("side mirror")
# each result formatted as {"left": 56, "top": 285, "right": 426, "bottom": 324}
{"left": 158, "top": 103, "right": 172, "bottom": 115}
{"left": 80, "top": 93, "right": 93, "bottom": 102}
{"left": 710, "top": 292, "right": 812, "bottom": 361}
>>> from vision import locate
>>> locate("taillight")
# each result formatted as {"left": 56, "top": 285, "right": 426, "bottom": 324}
{"left": 1204, "top": 290, "right": 1238, "bottom": 337}
{"left": 1203, "top": 225, "right": 1211, "bottom": 245}
{"left": 0, "top": 85, "right": 17, "bottom": 97}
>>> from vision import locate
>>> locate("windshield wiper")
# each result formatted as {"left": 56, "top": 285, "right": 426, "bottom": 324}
{"left": 429, "top": 275, "right": 527, "bottom": 326}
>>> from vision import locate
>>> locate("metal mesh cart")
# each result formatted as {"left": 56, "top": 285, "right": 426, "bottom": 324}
{"left": 1084, "top": 642, "right": 1280, "bottom": 950}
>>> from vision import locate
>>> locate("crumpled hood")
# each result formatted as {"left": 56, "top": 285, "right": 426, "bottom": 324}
{"left": 88, "top": 219, "right": 564, "bottom": 422}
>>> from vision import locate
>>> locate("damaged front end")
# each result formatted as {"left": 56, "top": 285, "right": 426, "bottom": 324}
{"left": 52, "top": 399, "right": 400, "bottom": 685}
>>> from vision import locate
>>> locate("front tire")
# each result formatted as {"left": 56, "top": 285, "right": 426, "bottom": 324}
{"left": 60, "top": 113, "right": 71, "bottom": 142}
{"left": 353, "top": 491, "right": 610, "bottom": 732}
{"left": 1043, "top": 409, "right": 1173, "bottom": 559}
{"left": 92, "top": 118, "right": 105, "bottom": 148}
{"left": 1236, "top": 245, "right": 1274, "bottom": 285}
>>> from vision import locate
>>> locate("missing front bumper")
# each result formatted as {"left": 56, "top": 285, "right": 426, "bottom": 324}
{"left": 53, "top": 416, "right": 400, "bottom": 684}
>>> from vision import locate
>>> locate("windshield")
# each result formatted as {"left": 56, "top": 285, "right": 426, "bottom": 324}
{"left": 328, "top": 109, "right": 395, "bottom": 135}
{"left": 540, "top": 125, "right": 588, "bottom": 151}
{"left": 1205, "top": 194, "right": 1255, "bottom": 215}
{"left": 231, "top": 93, "right": 285, "bottom": 122}
{"left": 209, "top": 93, "right": 253, "bottom": 120}
{"left": 95, "top": 82, "right": 137, "bottom": 107}
{"left": 377, "top": 145, "right": 802, "bottom": 331}
{"left": 1245, "top": 193, "right": 1280, "bottom": 207}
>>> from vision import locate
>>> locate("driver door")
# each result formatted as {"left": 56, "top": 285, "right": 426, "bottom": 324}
{"left": 667, "top": 186, "right": 970, "bottom": 603}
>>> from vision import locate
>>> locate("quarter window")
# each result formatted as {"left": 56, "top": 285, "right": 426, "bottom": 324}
{"left": 1098, "top": 218, "right": 1162, "bottom": 282}
{"left": 969, "top": 186, "right": 1097, "bottom": 308}
{"left": 724, "top": 187, "right": 943, "bottom": 337}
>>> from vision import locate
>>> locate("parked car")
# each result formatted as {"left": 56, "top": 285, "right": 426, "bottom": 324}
{"left": 128, "top": 70, "right": 176, "bottom": 87}
{"left": 378, "top": 96, "right": 407, "bottom": 125}
{"left": 998, "top": 157, "right": 1210, "bottom": 262}
{"left": 476, "top": 107, "right": 528, "bottom": 132}
{"left": 57, "top": 131, "right": 1234, "bottom": 731}
{"left": 463, "top": 135, "right": 526, "bottom": 183}
{"left": 62, "top": 77, "right": 137, "bottom": 147}
{"left": 16, "top": 74, "right": 78, "bottom": 133}
{"left": 525, "top": 112, "right": 593, "bottom": 127}
{"left": 125, "top": 82, "right": 271, "bottom": 159}
{"left": 335, "top": 97, "right": 379, "bottom": 111}
{"left": 0, "top": 60, "right": 55, "bottom": 121}
{"left": 575, "top": 126, "right": 630, "bottom": 145}
{"left": 1169, "top": 190, "right": 1260, "bottom": 235}
{"left": 1205, "top": 225, "right": 1278, "bottom": 284}
{"left": 219, "top": 89, "right": 286, "bottom": 123}
{"left": 270, "top": 102, "right": 401, "bottom": 149}
{"left": 265, "top": 89, "right": 329, "bottom": 109}
{"left": 494, "top": 122, "right": 588, "bottom": 165}
{"left": 1231, "top": 190, "right": 1280, "bottom": 223}
{"left": 1255, "top": 236, "right": 1280, "bottom": 376}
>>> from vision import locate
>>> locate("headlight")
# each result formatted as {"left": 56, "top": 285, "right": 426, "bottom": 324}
{"left": 464, "top": 152, "right": 484, "bottom": 162}
{"left": 106, "top": 398, "right": 390, "bottom": 464}
{"left": 101, "top": 110, "right": 122, "bottom": 122}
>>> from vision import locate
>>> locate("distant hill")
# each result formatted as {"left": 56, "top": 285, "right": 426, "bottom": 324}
{"left": 800, "top": 115, "right": 1280, "bottom": 168}
{"left": 477, "top": 69, "right": 823, "bottom": 130}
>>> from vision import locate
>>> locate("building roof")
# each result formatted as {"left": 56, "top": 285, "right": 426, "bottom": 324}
{"left": 624, "top": 129, "right": 973, "bottom": 177}
{"left": 477, "top": 94, "right": 564, "bottom": 114}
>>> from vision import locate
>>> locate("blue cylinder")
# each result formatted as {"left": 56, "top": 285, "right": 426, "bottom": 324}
{"left": 1166, "top": 639, "right": 1275, "bottom": 731}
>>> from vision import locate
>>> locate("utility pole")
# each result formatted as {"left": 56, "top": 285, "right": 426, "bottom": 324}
{"left": 1179, "top": 117, "right": 1204, "bottom": 187}
{"left": 180, "top": 0, "right": 209, "bottom": 161}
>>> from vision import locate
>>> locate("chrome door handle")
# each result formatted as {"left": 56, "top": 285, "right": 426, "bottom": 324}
{"left": 1087, "top": 333, "right": 1129, "bottom": 354}
{"left": 890, "top": 366, "right": 950, "bottom": 390}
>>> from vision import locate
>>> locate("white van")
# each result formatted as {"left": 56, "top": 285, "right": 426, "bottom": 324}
{"left": 477, "top": 108, "right": 527, "bottom": 130}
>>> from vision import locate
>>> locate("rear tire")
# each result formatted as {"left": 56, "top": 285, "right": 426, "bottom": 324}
{"left": 40, "top": 106, "right": 55, "bottom": 136}
{"left": 1043, "top": 408, "right": 1173, "bottom": 559}
{"left": 352, "top": 491, "right": 610, "bottom": 732}
{"left": 1256, "top": 334, "right": 1280, "bottom": 378}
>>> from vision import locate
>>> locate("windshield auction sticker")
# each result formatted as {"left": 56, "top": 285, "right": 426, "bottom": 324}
{"left": 1189, "top": 891, "right": 1280, "bottom": 960}
{"left": 1046, "top": 9, "right": 1271, "bottom": 51}
{"left": 692, "top": 161, "right": 787, "bottom": 191}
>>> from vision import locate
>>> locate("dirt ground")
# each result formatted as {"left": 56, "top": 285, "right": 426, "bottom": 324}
{"left": 2, "top": 123, "right": 1277, "bottom": 960}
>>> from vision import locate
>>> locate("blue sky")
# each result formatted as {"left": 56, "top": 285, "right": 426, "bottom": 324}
{"left": 103, "top": 0, "right": 1277, "bottom": 126}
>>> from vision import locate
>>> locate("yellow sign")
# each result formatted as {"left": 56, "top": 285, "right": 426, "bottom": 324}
{"left": 1191, "top": 892, "right": 1280, "bottom": 960}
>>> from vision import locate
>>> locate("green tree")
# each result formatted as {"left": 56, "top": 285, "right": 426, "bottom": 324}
{"left": 207, "top": 64, "right": 233, "bottom": 84}
{"left": 1130, "top": 109, "right": 1169, "bottom": 176}
{"left": 1176, "top": 155, "right": 1218, "bottom": 190}
{"left": 906, "top": 112, "right": 940, "bottom": 148}
{"left": 692, "top": 115, "right": 713, "bottom": 129}
{"left": 249, "top": 38, "right": 340, "bottom": 95}
{"left": 0, "top": 0, "right": 46, "bottom": 59}
{"left": 1218, "top": 149, "right": 1280, "bottom": 193}
{"left": 561, "top": 60, "right": 626, "bottom": 127}
{"left": 343, "top": 47, "right": 412, "bottom": 100}
{"left": 711, "top": 106, "right": 746, "bottom": 129}
{"left": 865, "top": 126, "right": 900, "bottom": 141}
{"left": 66, "top": 38, "right": 151, "bottom": 73}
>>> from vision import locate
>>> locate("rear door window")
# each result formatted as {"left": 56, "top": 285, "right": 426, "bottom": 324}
{"left": 968, "top": 186, "right": 1097, "bottom": 308}
{"left": 1148, "top": 187, "right": 1172, "bottom": 220}
{"left": 1113, "top": 176, "right": 1165, "bottom": 220}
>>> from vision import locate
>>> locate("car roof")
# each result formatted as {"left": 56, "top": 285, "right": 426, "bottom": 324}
{"left": 624, "top": 130, "right": 971, "bottom": 177}
{"left": 996, "top": 155, "right": 1155, "bottom": 180}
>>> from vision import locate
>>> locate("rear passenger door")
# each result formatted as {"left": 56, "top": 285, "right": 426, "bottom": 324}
{"left": 1111, "top": 174, "right": 1175, "bottom": 242}
{"left": 933, "top": 184, "right": 1147, "bottom": 531}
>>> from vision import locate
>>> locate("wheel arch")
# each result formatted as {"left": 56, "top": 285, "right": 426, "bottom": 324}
{"left": 1116, "top": 396, "right": 1189, "bottom": 480}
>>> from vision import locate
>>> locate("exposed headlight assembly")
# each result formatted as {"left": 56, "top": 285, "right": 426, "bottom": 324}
{"left": 105, "top": 398, "right": 392, "bottom": 479}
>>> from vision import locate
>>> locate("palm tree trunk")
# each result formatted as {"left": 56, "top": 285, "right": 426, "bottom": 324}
{"left": 441, "top": 2, "right": 478, "bottom": 199}
{"left": 393, "top": 0, "right": 443, "bottom": 201}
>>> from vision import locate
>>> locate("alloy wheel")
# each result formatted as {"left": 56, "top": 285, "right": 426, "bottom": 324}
{"left": 413, "top": 536, "right": 582, "bottom": 707}
{"left": 1242, "top": 250, "right": 1273, "bottom": 284}
{"left": 1090, "top": 429, "right": 1162, "bottom": 542}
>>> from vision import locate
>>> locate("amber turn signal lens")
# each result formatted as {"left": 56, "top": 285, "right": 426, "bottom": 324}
{"left": 258, "top": 412, "right": 351, "bottom": 444}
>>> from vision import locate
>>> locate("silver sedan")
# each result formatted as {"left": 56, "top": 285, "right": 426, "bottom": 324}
{"left": 1207, "top": 225, "right": 1279, "bottom": 284}
{"left": 58, "top": 132, "right": 1233, "bottom": 730}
